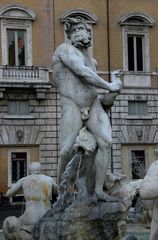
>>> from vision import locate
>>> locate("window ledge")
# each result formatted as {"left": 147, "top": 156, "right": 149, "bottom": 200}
{"left": 126, "top": 115, "right": 152, "bottom": 120}
{"left": 4, "top": 114, "right": 35, "bottom": 119}
{"left": 124, "top": 72, "right": 151, "bottom": 76}
{"left": 124, "top": 74, "right": 151, "bottom": 87}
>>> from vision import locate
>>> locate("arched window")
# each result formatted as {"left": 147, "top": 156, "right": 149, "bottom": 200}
{"left": 60, "top": 9, "right": 98, "bottom": 24}
{"left": 0, "top": 4, "right": 36, "bottom": 66}
{"left": 119, "top": 12, "right": 154, "bottom": 73}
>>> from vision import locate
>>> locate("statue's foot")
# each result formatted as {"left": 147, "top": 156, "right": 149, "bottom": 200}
{"left": 94, "top": 191, "right": 118, "bottom": 202}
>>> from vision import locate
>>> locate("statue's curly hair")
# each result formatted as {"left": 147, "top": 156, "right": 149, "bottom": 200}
{"left": 65, "top": 17, "right": 91, "bottom": 39}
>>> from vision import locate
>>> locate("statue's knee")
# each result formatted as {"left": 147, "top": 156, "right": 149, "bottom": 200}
{"left": 3, "top": 216, "right": 21, "bottom": 236}
{"left": 107, "top": 137, "right": 113, "bottom": 146}
{"left": 98, "top": 137, "right": 112, "bottom": 149}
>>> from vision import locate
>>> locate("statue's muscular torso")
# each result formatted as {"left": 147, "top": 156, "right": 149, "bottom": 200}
{"left": 53, "top": 43, "right": 97, "bottom": 109}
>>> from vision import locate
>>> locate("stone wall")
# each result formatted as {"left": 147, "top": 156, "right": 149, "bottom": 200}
{"left": 0, "top": 85, "right": 60, "bottom": 180}
{"left": 111, "top": 88, "right": 158, "bottom": 175}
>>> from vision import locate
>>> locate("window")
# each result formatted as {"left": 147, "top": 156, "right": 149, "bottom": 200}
{"left": 8, "top": 148, "right": 31, "bottom": 187}
{"left": 7, "top": 29, "right": 26, "bottom": 66}
{"left": 131, "top": 150, "right": 146, "bottom": 179}
{"left": 119, "top": 13, "right": 154, "bottom": 73}
{"left": 122, "top": 145, "right": 155, "bottom": 179}
{"left": 127, "top": 35, "right": 143, "bottom": 71}
{"left": 8, "top": 100, "right": 29, "bottom": 115}
{"left": 128, "top": 101, "right": 147, "bottom": 115}
{"left": 124, "top": 28, "right": 149, "bottom": 73}
{"left": 0, "top": 5, "right": 36, "bottom": 66}
{"left": 11, "top": 152, "right": 27, "bottom": 183}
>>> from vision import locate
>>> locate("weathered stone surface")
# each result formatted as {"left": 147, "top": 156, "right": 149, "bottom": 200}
{"left": 3, "top": 162, "right": 58, "bottom": 240}
{"left": 35, "top": 200, "right": 128, "bottom": 240}
{"left": 33, "top": 17, "right": 130, "bottom": 240}
{"left": 34, "top": 153, "right": 139, "bottom": 240}
{"left": 3, "top": 217, "right": 34, "bottom": 240}
{"left": 53, "top": 16, "right": 122, "bottom": 198}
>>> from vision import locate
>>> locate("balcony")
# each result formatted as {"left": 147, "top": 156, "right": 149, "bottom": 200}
{"left": 0, "top": 65, "right": 52, "bottom": 99}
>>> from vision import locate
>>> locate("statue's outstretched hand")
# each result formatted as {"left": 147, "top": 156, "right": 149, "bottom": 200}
{"left": 109, "top": 70, "right": 123, "bottom": 92}
{"left": 109, "top": 79, "right": 122, "bottom": 92}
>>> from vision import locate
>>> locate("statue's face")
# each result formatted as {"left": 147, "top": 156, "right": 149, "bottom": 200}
{"left": 70, "top": 23, "right": 91, "bottom": 48}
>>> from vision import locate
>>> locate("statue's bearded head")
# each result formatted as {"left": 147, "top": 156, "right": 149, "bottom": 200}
{"left": 65, "top": 17, "right": 92, "bottom": 48}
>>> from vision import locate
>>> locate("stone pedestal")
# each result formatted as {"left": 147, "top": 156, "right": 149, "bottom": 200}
{"left": 34, "top": 199, "right": 128, "bottom": 240}
{"left": 33, "top": 152, "right": 139, "bottom": 240}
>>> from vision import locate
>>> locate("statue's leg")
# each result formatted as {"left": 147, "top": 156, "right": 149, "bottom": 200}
{"left": 150, "top": 218, "right": 158, "bottom": 240}
{"left": 58, "top": 97, "right": 83, "bottom": 183}
{"left": 86, "top": 99, "right": 112, "bottom": 200}
{"left": 3, "top": 216, "right": 22, "bottom": 238}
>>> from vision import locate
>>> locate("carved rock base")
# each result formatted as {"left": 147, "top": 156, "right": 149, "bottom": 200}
{"left": 34, "top": 199, "right": 128, "bottom": 240}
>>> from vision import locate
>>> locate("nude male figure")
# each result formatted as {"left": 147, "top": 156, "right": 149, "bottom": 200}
{"left": 140, "top": 160, "right": 158, "bottom": 240}
{"left": 53, "top": 17, "right": 122, "bottom": 199}
{"left": 5, "top": 162, "right": 58, "bottom": 225}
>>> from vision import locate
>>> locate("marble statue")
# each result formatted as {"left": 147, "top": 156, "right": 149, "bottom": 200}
{"left": 140, "top": 160, "right": 158, "bottom": 240}
{"left": 3, "top": 162, "right": 58, "bottom": 239}
{"left": 53, "top": 16, "right": 122, "bottom": 199}
{"left": 35, "top": 17, "right": 128, "bottom": 240}
{"left": 35, "top": 164, "right": 142, "bottom": 240}
{"left": 33, "top": 16, "right": 146, "bottom": 240}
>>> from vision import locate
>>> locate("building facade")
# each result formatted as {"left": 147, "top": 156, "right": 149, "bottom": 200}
{"left": 0, "top": 0, "right": 158, "bottom": 200}
{"left": 0, "top": 0, "right": 60, "bottom": 198}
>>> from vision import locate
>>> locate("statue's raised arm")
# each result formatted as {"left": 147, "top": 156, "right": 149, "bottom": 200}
{"left": 53, "top": 42, "right": 121, "bottom": 92}
{"left": 53, "top": 16, "right": 122, "bottom": 200}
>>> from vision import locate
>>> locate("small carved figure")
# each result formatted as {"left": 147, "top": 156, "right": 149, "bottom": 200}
{"left": 3, "top": 162, "right": 58, "bottom": 239}
{"left": 53, "top": 17, "right": 122, "bottom": 200}
{"left": 140, "top": 160, "right": 158, "bottom": 240}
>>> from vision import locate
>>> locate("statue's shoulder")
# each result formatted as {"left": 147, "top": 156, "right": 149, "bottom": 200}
{"left": 40, "top": 174, "right": 55, "bottom": 182}
{"left": 147, "top": 160, "right": 158, "bottom": 176}
{"left": 149, "top": 160, "right": 158, "bottom": 168}
{"left": 54, "top": 43, "right": 77, "bottom": 57}
{"left": 55, "top": 43, "right": 74, "bottom": 52}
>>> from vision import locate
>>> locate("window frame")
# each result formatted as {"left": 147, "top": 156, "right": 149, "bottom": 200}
{"left": 123, "top": 26, "right": 150, "bottom": 73}
{"left": 0, "top": 5, "right": 36, "bottom": 66}
{"left": 8, "top": 148, "right": 30, "bottom": 187}
{"left": 127, "top": 34, "right": 144, "bottom": 72}
{"left": 128, "top": 100, "right": 148, "bottom": 116}
{"left": 1, "top": 19, "right": 32, "bottom": 66}
{"left": 11, "top": 152, "right": 27, "bottom": 184}
{"left": 7, "top": 29, "right": 26, "bottom": 66}
{"left": 7, "top": 100, "right": 30, "bottom": 116}
{"left": 131, "top": 150, "right": 146, "bottom": 179}
{"left": 119, "top": 12, "right": 154, "bottom": 74}
{"left": 122, "top": 145, "right": 155, "bottom": 179}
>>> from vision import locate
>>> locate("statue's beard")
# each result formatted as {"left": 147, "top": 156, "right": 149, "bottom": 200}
{"left": 71, "top": 35, "right": 91, "bottom": 48}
